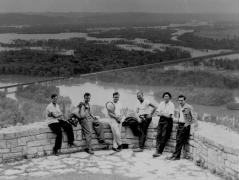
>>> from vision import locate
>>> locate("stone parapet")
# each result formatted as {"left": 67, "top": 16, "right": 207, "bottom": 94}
{"left": 0, "top": 117, "right": 178, "bottom": 163}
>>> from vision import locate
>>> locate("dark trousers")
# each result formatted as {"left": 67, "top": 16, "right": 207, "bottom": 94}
{"left": 138, "top": 116, "right": 152, "bottom": 149}
{"left": 156, "top": 116, "right": 173, "bottom": 154}
{"left": 173, "top": 123, "right": 191, "bottom": 158}
{"left": 79, "top": 118, "right": 105, "bottom": 149}
{"left": 48, "top": 120, "right": 74, "bottom": 152}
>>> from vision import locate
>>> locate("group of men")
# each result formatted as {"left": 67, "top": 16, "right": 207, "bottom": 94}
{"left": 45, "top": 91, "right": 197, "bottom": 160}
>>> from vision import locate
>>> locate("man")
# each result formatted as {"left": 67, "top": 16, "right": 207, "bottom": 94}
{"left": 46, "top": 94, "right": 75, "bottom": 156}
{"left": 106, "top": 92, "right": 123, "bottom": 152}
{"left": 133, "top": 92, "right": 157, "bottom": 152}
{"left": 168, "top": 95, "right": 198, "bottom": 160}
{"left": 78, "top": 92, "right": 108, "bottom": 155}
{"left": 153, "top": 92, "right": 174, "bottom": 157}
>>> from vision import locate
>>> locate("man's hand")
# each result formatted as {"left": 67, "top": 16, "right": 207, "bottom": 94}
{"left": 146, "top": 114, "right": 152, "bottom": 119}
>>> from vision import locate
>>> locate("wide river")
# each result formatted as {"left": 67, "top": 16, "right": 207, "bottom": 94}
{"left": 0, "top": 76, "right": 238, "bottom": 117}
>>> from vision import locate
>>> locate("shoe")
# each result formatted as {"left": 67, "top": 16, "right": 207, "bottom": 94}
{"left": 68, "top": 143, "right": 77, "bottom": 148}
{"left": 152, "top": 152, "right": 162, "bottom": 158}
{"left": 112, "top": 147, "right": 120, "bottom": 152}
{"left": 117, "top": 145, "right": 122, "bottom": 151}
{"left": 133, "top": 148, "right": 143, "bottom": 152}
{"left": 166, "top": 156, "right": 180, "bottom": 160}
{"left": 171, "top": 157, "right": 180, "bottom": 160}
{"left": 53, "top": 149, "right": 60, "bottom": 156}
{"left": 85, "top": 148, "right": 94, "bottom": 155}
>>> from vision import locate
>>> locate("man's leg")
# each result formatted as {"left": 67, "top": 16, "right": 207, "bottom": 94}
{"left": 153, "top": 121, "right": 165, "bottom": 157}
{"left": 48, "top": 122, "right": 62, "bottom": 154}
{"left": 172, "top": 124, "right": 190, "bottom": 159}
{"left": 59, "top": 120, "right": 75, "bottom": 145}
{"left": 80, "top": 119, "right": 93, "bottom": 153}
{"left": 93, "top": 119, "right": 105, "bottom": 142}
{"left": 136, "top": 117, "right": 152, "bottom": 151}
{"left": 157, "top": 118, "right": 173, "bottom": 154}
{"left": 109, "top": 118, "right": 122, "bottom": 150}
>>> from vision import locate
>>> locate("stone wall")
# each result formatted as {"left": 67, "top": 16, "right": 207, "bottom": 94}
{"left": 0, "top": 118, "right": 178, "bottom": 163}
{"left": 188, "top": 118, "right": 239, "bottom": 180}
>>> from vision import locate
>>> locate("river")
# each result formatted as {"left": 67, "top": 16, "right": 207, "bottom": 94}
{"left": 0, "top": 76, "right": 238, "bottom": 117}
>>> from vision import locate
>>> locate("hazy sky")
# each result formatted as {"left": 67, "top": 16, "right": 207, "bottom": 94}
{"left": 0, "top": 0, "right": 238, "bottom": 13}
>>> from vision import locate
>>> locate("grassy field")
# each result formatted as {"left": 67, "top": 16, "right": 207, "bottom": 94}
{"left": 194, "top": 29, "right": 239, "bottom": 40}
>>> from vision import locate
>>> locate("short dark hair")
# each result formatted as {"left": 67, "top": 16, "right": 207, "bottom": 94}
{"left": 51, "top": 94, "right": 58, "bottom": 99}
{"left": 178, "top": 95, "right": 186, "bottom": 100}
{"left": 162, "top": 92, "right": 172, "bottom": 99}
{"left": 84, "top": 92, "right": 91, "bottom": 98}
{"left": 113, "top": 92, "right": 119, "bottom": 97}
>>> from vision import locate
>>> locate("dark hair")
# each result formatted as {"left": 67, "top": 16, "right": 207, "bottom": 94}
{"left": 178, "top": 95, "right": 186, "bottom": 100}
{"left": 51, "top": 94, "right": 58, "bottom": 99}
{"left": 84, "top": 92, "right": 91, "bottom": 98}
{"left": 162, "top": 92, "right": 172, "bottom": 99}
{"left": 113, "top": 92, "right": 119, "bottom": 97}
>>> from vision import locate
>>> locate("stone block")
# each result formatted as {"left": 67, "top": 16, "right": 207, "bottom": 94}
{"left": 3, "top": 152, "right": 22, "bottom": 160}
{"left": 0, "top": 134, "right": 4, "bottom": 140}
{"left": 18, "top": 137, "right": 27, "bottom": 146}
{"left": 6, "top": 139, "right": 18, "bottom": 148}
{"left": 27, "top": 147, "right": 43, "bottom": 155}
{"left": 0, "top": 149, "right": 10, "bottom": 153}
{"left": 39, "top": 127, "right": 51, "bottom": 133}
{"left": 47, "top": 133, "right": 56, "bottom": 139}
{"left": 27, "top": 139, "right": 50, "bottom": 147}
{"left": 16, "top": 131, "right": 29, "bottom": 138}
{"left": 4, "top": 133, "right": 16, "bottom": 140}
{"left": 0, "top": 140, "right": 7, "bottom": 149}
{"left": 11, "top": 146, "right": 23, "bottom": 153}
{"left": 35, "top": 134, "right": 48, "bottom": 140}
{"left": 28, "top": 129, "right": 40, "bottom": 136}
{"left": 26, "top": 136, "right": 36, "bottom": 142}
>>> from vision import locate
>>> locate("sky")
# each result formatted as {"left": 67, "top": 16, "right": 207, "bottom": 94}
{"left": 0, "top": 0, "right": 238, "bottom": 14}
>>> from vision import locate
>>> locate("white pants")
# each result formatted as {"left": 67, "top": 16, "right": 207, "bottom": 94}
{"left": 108, "top": 118, "right": 122, "bottom": 148}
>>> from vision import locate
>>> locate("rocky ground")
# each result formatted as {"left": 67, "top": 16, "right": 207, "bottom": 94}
{"left": 0, "top": 149, "right": 222, "bottom": 180}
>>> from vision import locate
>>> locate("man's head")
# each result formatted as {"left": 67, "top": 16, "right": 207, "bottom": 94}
{"left": 84, "top": 92, "right": 91, "bottom": 103}
{"left": 51, "top": 94, "right": 58, "bottom": 104}
{"left": 137, "top": 91, "right": 144, "bottom": 102}
{"left": 113, "top": 92, "right": 120, "bottom": 103}
{"left": 162, "top": 92, "right": 172, "bottom": 103}
{"left": 178, "top": 95, "right": 186, "bottom": 107}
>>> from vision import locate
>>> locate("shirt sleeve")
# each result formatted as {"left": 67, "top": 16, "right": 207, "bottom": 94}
{"left": 169, "top": 102, "right": 175, "bottom": 115}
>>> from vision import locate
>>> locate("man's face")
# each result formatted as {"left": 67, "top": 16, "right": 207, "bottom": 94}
{"left": 163, "top": 94, "right": 170, "bottom": 102}
{"left": 52, "top": 96, "right": 58, "bottom": 104}
{"left": 84, "top": 95, "right": 91, "bottom": 103}
{"left": 178, "top": 97, "right": 185, "bottom": 107}
{"left": 113, "top": 94, "right": 119, "bottom": 103}
{"left": 137, "top": 93, "right": 144, "bottom": 102}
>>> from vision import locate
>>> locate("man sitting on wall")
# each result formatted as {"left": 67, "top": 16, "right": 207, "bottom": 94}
{"left": 46, "top": 94, "right": 76, "bottom": 156}
{"left": 77, "top": 92, "right": 109, "bottom": 155}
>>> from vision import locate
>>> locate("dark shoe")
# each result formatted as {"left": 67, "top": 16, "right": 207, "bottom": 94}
{"left": 166, "top": 156, "right": 179, "bottom": 160}
{"left": 133, "top": 148, "right": 143, "bottom": 152}
{"left": 85, "top": 148, "right": 94, "bottom": 155}
{"left": 112, "top": 147, "right": 120, "bottom": 152}
{"left": 117, "top": 145, "right": 122, "bottom": 151}
{"left": 53, "top": 149, "right": 60, "bottom": 156}
{"left": 152, "top": 152, "right": 162, "bottom": 158}
{"left": 68, "top": 143, "right": 77, "bottom": 148}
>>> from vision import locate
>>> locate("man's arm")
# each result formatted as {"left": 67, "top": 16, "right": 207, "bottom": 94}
{"left": 80, "top": 105, "right": 87, "bottom": 119}
{"left": 148, "top": 103, "right": 157, "bottom": 118}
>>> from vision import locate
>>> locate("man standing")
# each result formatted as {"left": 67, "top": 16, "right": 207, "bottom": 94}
{"left": 153, "top": 92, "right": 174, "bottom": 157}
{"left": 168, "top": 95, "right": 197, "bottom": 160}
{"left": 78, "top": 92, "right": 108, "bottom": 155}
{"left": 106, "top": 92, "right": 123, "bottom": 152}
{"left": 133, "top": 92, "right": 157, "bottom": 152}
{"left": 46, "top": 94, "right": 75, "bottom": 156}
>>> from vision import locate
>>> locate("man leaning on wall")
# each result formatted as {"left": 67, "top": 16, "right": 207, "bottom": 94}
{"left": 167, "top": 94, "right": 198, "bottom": 160}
